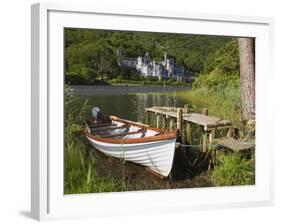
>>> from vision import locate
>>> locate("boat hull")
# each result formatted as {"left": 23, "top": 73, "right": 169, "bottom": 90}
{"left": 86, "top": 136, "right": 176, "bottom": 177}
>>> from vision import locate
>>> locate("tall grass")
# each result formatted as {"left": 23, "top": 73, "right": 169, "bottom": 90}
{"left": 212, "top": 153, "right": 255, "bottom": 186}
{"left": 176, "top": 86, "right": 243, "bottom": 130}
{"left": 64, "top": 142, "right": 119, "bottom": 194}
{"left": 64, "top": 86, "right": 121, "bottom": 194}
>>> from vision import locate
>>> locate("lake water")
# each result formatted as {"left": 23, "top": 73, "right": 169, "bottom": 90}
{"left": 70, "top": 85, "right": 193, "bottom": 123}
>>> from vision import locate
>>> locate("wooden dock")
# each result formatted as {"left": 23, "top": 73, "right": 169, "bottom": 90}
{"left": 145, "top": 106, "right": 255, "bottom": 153}
{"left": 145, "top": 106, "right": 233, "bottom": 152}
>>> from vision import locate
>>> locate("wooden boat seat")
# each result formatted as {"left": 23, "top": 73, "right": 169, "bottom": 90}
{"left": 92, "top": 124, "right": 129, "bottom": 132}
{"left": 101, "top": 129, "right": 147, "bottom": 138}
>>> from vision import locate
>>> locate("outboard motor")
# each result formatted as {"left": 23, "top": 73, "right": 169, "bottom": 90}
{"left": 91, "top": 107, "right": 104, "bottom": 123}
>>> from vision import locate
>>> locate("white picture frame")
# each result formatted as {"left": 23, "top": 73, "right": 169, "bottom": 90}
{"left": 31, "top": 2, "right": 274, "bottom": 221}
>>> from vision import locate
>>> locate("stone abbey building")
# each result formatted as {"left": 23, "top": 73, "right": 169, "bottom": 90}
{"left": 117, "top": 50, "right": 185, "bottom": 81}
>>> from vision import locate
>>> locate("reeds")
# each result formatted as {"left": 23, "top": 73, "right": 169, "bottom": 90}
{"left": 175, "top": 86, "right": 243, "bottom": 130}
{"left": 64, "top": 141, "right": 119, "bottom": 194}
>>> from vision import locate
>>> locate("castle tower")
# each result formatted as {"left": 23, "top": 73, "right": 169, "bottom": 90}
{"left": 116, "top": 48, "right": 122, "bottom": 66}
{"left": 164, "top": 52, "right": 167, "bottom": 66}
{"left": 137, "top": 56, "right": 143, "bottom": 70}
{"left": 144, "top": 52, "right": 151, "bottom": 63}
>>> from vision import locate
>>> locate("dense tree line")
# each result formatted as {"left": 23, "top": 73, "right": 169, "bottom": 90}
{"left": 64, "top": 28, "right": 234, "bottom": 84}
{"left": 193, "top": 39, "right": 240, "bottom": 91}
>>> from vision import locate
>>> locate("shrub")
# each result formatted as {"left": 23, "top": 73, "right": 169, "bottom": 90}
{"left": 212, "top": 153, "right": 255, "bottom": 186}
{"left": 65, "top": 74, "right": 88, "bottom": 85}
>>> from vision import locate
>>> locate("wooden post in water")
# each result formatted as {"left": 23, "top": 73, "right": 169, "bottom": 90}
{"left": 202, "top": 108, "right": 208, "bottom": 116}
{"left": 186, "top": 122, "right": 192, "bottom": 145}
{"left": 177, "top": 108, "right": 183, "bottom": 131}
{"left": 146, "top": 111, "right": 150, "bottom": 126}
{"left": 202, "top": 135, "right": 208, "bottom": 152}
{"left": 209, "top": 129, "right": 216, "bottom": 145}
{"left": 183, "top": 104, "right": 189, "bottom": 114}
{"left": 162, "top": 115, "right": 166, "bottom": 129}
{"left": 156, "top": 114, "right": 161, "bottom": 129}
{"left": 183, "top": 104, "right": 192, "bottom": 144}
{"left": 202, "top": 108, "right": 209, "bottom": 152}
{"left": 227, "top": 127, "right": 234, "bottom": 137}
{"left": 169, "top": 118, "right": 174, "bottom": 131}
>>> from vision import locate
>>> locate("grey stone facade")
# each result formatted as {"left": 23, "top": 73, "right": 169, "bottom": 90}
{"left": 117, "top": 50, "right": 185, "bottom": 81}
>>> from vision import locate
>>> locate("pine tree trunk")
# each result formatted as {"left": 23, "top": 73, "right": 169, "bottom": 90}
{"left": 238, "top": 38, "right": 255, "bottom": 121}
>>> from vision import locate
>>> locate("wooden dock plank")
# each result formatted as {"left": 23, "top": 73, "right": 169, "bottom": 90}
{"left": 183, "top": 113, "right": 232, "bottom": 130}
{"left": 218, "top": 137, "right": 254, "bottom": 152}
{"left": 164, "top": 111, "right": 177, "bottom": 117}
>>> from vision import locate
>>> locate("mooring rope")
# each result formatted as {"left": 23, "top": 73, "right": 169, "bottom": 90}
{"left": 176, "top": 143, "right": 202, "bottom": 148}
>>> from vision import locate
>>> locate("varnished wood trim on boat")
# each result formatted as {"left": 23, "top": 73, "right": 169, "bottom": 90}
{"left": 110, "top": 116, "right": 164, "bottom": 133}
{"left": 85, "top": 130, "right": 177, "bottom": 144}
{"left": 110, "top": 116, "right": 148, "bottom": 129}
{"left": 119, "top": 118, "right": 168, "bottom": 136}
{"left": 110, "top": 115, "right": 149, "bottom": 128}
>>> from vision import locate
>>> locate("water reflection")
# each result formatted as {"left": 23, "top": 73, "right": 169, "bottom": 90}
{"left": 78, "top": 92, "right": 188, "bottom": 123}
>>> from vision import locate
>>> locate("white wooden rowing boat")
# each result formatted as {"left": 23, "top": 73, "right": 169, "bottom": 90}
{"left": 84, "top": 115, "right": 177, "bottom": 177}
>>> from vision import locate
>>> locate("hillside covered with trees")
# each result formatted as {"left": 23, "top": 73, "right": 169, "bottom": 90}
{"left": 64, "top": 28, "right": 238, "bottom": 85}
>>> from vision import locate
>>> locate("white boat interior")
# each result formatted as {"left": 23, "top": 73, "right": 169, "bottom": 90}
{"left": 91, "top": 120, "right": 159, "bottom": 139}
